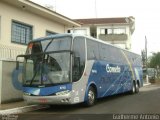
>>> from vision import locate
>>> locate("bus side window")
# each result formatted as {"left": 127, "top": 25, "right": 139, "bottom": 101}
{"left": 87, "top": 39, "right": 99, "bottom": 60}
{"left": 72, "top": 37, "right": 86, "bottom": 82}
{"left": 72, "top": 56, "right": 81, "bottom": 81}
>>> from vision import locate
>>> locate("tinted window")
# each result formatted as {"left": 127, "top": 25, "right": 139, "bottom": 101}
{"left": 87, "top": 39, "right": 99, "bottom": 60}
{"left": 72, "top": 37, "right": 86, "bottom": 82}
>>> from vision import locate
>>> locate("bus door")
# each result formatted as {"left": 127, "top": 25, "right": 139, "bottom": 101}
{"left": 71, "top": 36, "right": 86, "bottom": 103}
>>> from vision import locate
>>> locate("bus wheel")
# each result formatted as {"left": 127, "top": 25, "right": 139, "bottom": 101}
{"left": 85, "top": 86, "right": 96, "bottom": 106}
{"left": 130, "top": 81, "right": 136, "bottom": 94}
{"left": 135, "top": 81, "right": 139, "bottom": 93}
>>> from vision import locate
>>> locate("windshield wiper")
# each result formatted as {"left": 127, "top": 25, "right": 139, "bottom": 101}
{"left": 44, "top": 39, "right": 54, "bottom": 52}
{"left": 29, "top": 38, "right": 53, "bottom": 86}
{"left": 30, "top": 59, "right": 40, "bottom": 86}
{"left": 39, "top": 39, "right": 54, "bottom": 85}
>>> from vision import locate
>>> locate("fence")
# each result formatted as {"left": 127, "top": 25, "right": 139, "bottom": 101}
{"left": 0, "top": 44, "right": 26, "bottom": 60}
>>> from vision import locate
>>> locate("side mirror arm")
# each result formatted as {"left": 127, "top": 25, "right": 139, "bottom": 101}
{"left": 16, "top": 54, "right": 26, "bottom": 70}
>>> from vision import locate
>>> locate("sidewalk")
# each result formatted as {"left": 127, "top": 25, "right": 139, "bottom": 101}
{"left": 0, "top": 101, "right": 27, "bottom": 110}
{"left": 0, "top": 101, "right": 49, "bottom": 114}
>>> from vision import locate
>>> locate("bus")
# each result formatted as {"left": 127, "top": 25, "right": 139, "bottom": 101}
{"left": 16, "top": 33, "right": 143, "bottom": 106}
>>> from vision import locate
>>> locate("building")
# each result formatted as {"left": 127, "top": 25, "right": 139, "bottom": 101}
{"left": 68, "top": 17, "right": 135, "bottom": 50}
{"left": 0, "top": 0, "right": 80, "bottom": 60}
{"left": 0, "top": 0, "right": 80, "bottom": 103}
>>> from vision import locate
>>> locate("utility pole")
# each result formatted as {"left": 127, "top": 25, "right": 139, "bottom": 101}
{"left": 145, "top": 36, "right": 149, "bottom": 83}
{"left": 145, "top": 36, "right": 147, "bottom": 66}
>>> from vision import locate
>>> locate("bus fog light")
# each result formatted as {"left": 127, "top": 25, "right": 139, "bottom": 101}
{"left": 23, "top": 92, "right": 31, "bottom": 96}
{"left": 61, "top": 98, "right": 70, "bottom": 103}
{"left": 56, "top": 90, "right": 70, "bottom": 96}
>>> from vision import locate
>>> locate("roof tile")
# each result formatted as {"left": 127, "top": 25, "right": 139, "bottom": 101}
{"left": 74, "top": 17, "right": 129, "bottom": 25}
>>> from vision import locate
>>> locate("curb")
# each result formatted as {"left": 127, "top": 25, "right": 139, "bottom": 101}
{"left": 0, "top": 105, "right": 49, "bottom": 114}
{"left": 143, "top": 83, "right": 151, "bottom": 86}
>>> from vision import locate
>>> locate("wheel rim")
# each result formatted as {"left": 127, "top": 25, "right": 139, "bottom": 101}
{"left": 88, "top": 90, "right": 95, "bottom": 104}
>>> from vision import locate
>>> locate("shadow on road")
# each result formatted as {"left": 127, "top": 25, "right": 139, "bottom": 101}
{"left": 35, "top": 92, "right": 140, "bottom": 113}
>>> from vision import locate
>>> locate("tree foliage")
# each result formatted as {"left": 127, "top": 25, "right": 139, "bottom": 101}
{"left": 149, "top": 52, "right": 160, "bottom": 68}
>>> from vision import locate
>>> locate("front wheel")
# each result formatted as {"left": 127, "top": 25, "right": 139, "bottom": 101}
{"left": 85, "top": 86, "right": 96, "bottom": 106}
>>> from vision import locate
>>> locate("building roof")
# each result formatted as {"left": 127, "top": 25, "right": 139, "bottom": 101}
{"left": 1, "top": 0, "right": 80, "bottom": 27}
{"left": 74, "top": 17, "right": 134, "bottom": 25}
{"left": 74, "top": 17, "right": 135, "bottom": 34}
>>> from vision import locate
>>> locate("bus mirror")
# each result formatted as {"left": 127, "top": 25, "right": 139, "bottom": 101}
{"left": 16, "top": 61, "right": 19, "bottom": 70}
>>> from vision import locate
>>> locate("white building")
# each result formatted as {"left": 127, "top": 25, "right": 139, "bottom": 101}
{"left": 0, "top": 0, "right": 80, "bottom": 60}
{"left": 0, "top": 0, "right": 81, "bottom": 103}
{"left": 68, "top": 17, "right": 135, "bottom": 50}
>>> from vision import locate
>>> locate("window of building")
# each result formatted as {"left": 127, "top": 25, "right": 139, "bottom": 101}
{"left": 11, "top": 21, "right": 33, "bottom": 45}
{"left": 100, "top": 28, "right": 126, "bottom": 35}
{"left": 46, "top": 30, "right": 57, "bottom": 36}
{"left": 100, "top": 29, "right": 105, "bottom": 34}
{"left": 67, "top": 30, "right": 70, "bottom": 33}
{"left": 100, "top": 28, "right": 112, "bottom": 34}
{"left": 70, "top": 29, "right": 87, "bottom": 35}
{"left": 105, "top": 29, "right": 108, "bottom": 34}
{"left": 113, "top": 28, "right": 125, "bottom": 34}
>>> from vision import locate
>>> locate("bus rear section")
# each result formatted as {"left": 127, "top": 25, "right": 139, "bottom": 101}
{"left": 81, "top": 38, "right": 143, "bottom": 106}
{"left": 68, "top": 37, "right": 143, "bottom": 106}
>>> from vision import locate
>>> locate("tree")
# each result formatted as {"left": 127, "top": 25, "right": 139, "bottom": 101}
{"left": 148, "top": 52, "right": 160, "bottom": 80}
{"left": 149, "top": 52, "right": 160, "bottom": 68}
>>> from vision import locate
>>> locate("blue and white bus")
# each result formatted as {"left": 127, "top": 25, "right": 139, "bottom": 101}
{"left": 16, "top": 33, "right": 143, "bottom": 106}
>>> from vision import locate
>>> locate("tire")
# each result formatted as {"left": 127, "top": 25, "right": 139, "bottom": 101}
{"left": 85, "top": 86, "right": 96, "bottom": 106}
{"left": 130, "top": 81, "right": 136, "bottom": 94}
{"left": 135, "top": 81, "right": 139, "bottom": 93}
{"left": 130, "top": 81, "right": 139, "bottom": 94}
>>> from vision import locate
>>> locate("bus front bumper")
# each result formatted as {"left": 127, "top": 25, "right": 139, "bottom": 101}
{"left": 23, "top": 92, "right": 72, "bottom": 105}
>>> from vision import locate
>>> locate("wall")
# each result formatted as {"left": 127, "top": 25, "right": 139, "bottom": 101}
{"left": 0, "top": 16, "right": 1, "bottom": 41}
{"left": 0, "top": 61, "right": 2, "bottom": 103}
{"left": 0, "top": 1, "right": 65, "bottom": 48}
{"left": 0, "top": 60, "right": 23, "bottom": 104}
{"left": 0, "top": 44, "right": 26, "bottom": 60}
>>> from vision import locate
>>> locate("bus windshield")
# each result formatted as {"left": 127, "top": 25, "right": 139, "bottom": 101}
{"left": 23, "top": 36, "right": 72, "bottom": 86}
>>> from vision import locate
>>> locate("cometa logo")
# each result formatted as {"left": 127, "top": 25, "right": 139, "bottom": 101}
{"left": 106, "top": 64, "right": 121, "bottom": 73}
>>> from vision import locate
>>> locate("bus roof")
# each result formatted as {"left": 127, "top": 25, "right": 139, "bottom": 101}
{"left": 29, "top": 33, "right": 140, "bottom": 56}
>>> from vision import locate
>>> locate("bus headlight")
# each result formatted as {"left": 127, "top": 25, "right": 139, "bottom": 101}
{"left": 56, "top": 90, "right": 70, "bottom": 96}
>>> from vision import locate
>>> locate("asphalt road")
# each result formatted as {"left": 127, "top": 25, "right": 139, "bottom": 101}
{"left": 18, "top": 83, "right": 160, "bottom": 120}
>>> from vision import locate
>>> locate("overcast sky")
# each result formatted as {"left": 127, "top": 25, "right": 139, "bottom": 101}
{"left": 31, "top": 0, "right": 160, "bottom": 55}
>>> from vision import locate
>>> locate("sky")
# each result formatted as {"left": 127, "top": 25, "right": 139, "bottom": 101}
{"left": 31, "top": 0, "right": 160, "bottom": 55}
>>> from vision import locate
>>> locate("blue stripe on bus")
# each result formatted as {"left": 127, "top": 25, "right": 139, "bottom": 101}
{"left": 85, "top": 60, "right": 142, "bottom": 100}
{"left": 23, "top": 83, "right": 72, "bottom": 96}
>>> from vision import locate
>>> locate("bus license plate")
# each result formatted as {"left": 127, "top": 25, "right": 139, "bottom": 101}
{"left": 38, "top": 98, "right": 48, "bottom": 103}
